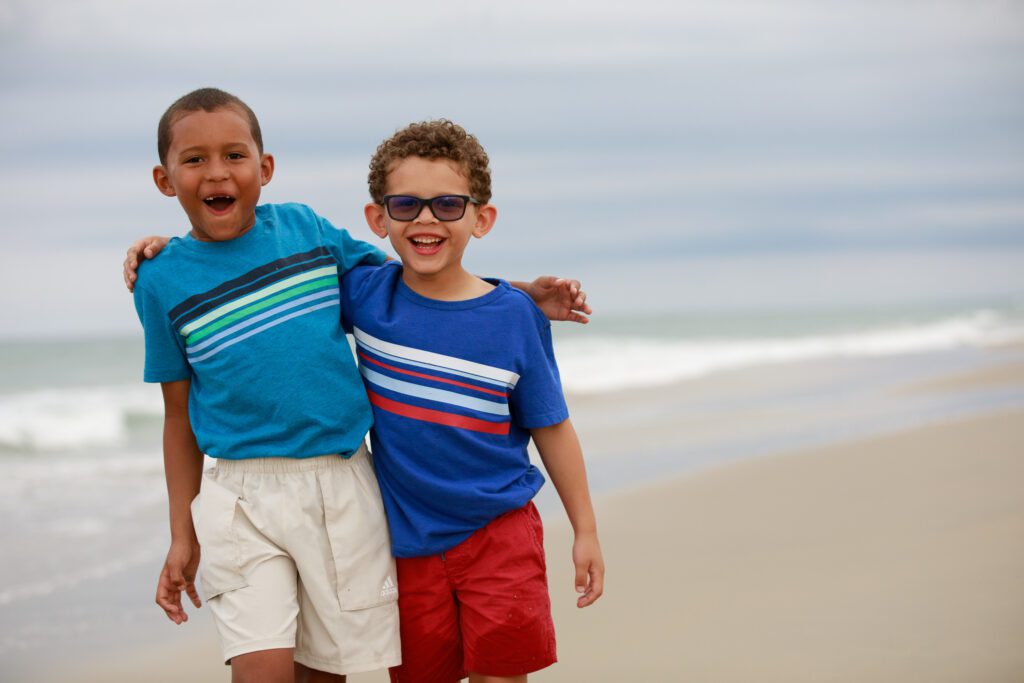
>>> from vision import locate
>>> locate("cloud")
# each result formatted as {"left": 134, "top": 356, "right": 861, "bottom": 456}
{"left": 0, "top": 0, "right": 1023, "bottom": 335}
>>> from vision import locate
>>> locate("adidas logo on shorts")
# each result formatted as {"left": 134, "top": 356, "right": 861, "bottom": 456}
{"left": 380, "top": 575, "right": 398, "bottom": 599}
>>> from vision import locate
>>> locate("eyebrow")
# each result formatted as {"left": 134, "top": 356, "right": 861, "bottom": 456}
{"left": 177, "top": 141, "right": 251, "bottom": 155}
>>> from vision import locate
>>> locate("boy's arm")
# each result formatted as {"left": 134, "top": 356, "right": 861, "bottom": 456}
{"left": 124, "top": 235, "right": 169, "bottom": 292}
{"left": 122, "top": 223, "right": 390, "bottom": 293}
{"left": 156, "top": 379, "right": 205, "bottom": 625}
{"left": 511, "top": 277, "right": 591, "bottom": 324}
{"left": 123, "top": 237, "right": 589, "bottom": 325}
{"left": 531, "top": 418, "right": 605, "bottom": 608}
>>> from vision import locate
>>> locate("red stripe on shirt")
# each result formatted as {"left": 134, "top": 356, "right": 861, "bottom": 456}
{"left": 367, "top": 389, "right": 511, "bottom": 435}
{"left": 358, "top": 351, "right": 508, "bottom": 398}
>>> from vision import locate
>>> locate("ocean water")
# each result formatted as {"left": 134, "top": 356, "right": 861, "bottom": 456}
{"left": 3, "top": 300, "right": 1024, "bottom": 675}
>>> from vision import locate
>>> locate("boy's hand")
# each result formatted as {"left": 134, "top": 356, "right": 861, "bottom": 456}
{"left": 123, "top": 235, "right": 170, "bottom": 292}
{"left": 526, "top": 276, "right": 591, "bottom": 324}
{"left": 572, "top": 531, "right": 604, "bottom": 608}
{"left": 155, "top": 538, "right": 202, "bottom": 624}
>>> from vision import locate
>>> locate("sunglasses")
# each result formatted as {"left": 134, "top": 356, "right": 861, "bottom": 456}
{"left": 382, "top": 195, "right": 480, "bottom": 222}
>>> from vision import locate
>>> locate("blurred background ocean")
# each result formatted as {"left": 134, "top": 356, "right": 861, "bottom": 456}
{"left": 1, "top": 0, "right": 1022, "bottom": 678}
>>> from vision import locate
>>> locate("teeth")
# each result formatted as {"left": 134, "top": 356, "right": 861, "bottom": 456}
{"left": 412, "top": 237, "right": 442, "bottom": 244}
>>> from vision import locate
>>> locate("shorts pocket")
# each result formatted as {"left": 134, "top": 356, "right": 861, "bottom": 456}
{"left": 191, "top": 474, "right": 248, "bottom": 601}
{"left": 520, "top": 502, "right": 546, "bottom": 558}
{"left": 318, "top": 452, "right": 398, "bottom": 611}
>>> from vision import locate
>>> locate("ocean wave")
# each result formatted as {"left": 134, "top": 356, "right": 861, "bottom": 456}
{"left": 1, "top": 310, "right": 1022, "bottom": 448}
{"left": 0, "top": 385, "right": 163, "bottom": 452}
{"left": 556, "top": 309, "right": 1024, "bottom": 394}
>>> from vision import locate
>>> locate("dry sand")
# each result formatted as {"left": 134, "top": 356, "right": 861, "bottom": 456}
{"left": 56, "top": 400, "right": 1024, "bottom": 682}
{"left": 538, "top": 410, "right": 1024, "bottom": 682}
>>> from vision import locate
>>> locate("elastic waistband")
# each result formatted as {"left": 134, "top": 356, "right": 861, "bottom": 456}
{"left": 212, "top": 442, "right": 367, "bottom": 474}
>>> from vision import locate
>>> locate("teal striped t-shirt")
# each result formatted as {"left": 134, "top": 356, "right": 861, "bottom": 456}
{"left": 133, "top": 203, "right": 386, "bottom": 459}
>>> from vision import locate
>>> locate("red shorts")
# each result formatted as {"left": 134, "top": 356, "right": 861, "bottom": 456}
{"left": 388, "top": 501, "right": 557, "bottom": 682}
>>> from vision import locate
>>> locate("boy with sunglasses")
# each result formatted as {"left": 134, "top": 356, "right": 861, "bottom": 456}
{"left": 125, "top": 89, "right": 590, "bottom": 683}
{"left": 344, "top": 120, "right": 605, "bottom": 683}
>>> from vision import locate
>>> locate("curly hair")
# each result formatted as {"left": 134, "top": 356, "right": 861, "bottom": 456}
{"left": 367, "top": 120, "right": 491, "bottom": 205}
{"left": 157, "top": 88, "right": 263, "bottom": 165}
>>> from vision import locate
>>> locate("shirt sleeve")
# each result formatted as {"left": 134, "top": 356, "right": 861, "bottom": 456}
{"left": 133, "top": 275, "right": 191, "bottom": 383}
{"left": 508, "top": 305, "right": 570, "bottom": 429}
{"left": 316, "top": 212, "right": 387, "bottom": 274}
{"left": 339, "top": 264, "right": 377, "bottom": 334}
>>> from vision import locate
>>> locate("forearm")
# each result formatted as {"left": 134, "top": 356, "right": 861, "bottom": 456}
{"left": 531, "top": 419, "right": 597, "bottom": 535}
{"left": 163, "top": 415, "right": 204, "bottom": 542}
{"left": 160, "top": 381, "right": 203, "bottom": 543}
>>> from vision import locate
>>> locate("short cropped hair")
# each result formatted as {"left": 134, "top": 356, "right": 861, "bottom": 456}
{"left": 157, "top": 88, "right": 263, "bottom": 165}
{"left": 367, "top": 120, "right": 492, "bottom": 205}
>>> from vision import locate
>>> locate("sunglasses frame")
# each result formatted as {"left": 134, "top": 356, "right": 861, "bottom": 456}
{"left": 381, "top": 194, "right": 481, "bottom": 222}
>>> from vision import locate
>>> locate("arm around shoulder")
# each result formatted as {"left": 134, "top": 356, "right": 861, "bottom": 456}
{"left": 123, "top": 235, "right": 171, "bottom": 292}
{"left": 511, "top": 276, "right": 591, "bottom": 324}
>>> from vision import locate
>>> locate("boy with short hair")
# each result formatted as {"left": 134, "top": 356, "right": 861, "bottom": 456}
{"left": 129, "top": 89, "right": 590, "bottom": 683}
{"left": 134, "top": 87, "right": 400, "bottom": 682}
{"left": 341, "top": 120, "right": 605, "bottom": 683}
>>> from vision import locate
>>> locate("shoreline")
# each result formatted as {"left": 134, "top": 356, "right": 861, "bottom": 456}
{"left": 43, "top": 407, "right": 1024, "bottom": 683}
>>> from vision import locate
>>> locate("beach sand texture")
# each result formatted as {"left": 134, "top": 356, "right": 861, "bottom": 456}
{"left": 541, "top": 410, "right": 1024, "bottom": 682}
{"left": 50, "top": 364, "right": 1024, "bottom": 683}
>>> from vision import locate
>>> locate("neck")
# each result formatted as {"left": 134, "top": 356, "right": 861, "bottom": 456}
{"left": 189, "top": 213, "right": 258, "bottom": 242}
{"left": 401, "top": 266, "right": 494, "bottom": 301}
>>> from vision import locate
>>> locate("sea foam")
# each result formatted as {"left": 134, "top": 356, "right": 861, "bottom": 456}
{"left": 0, "top": 385, "right": 163, "bottom": 452}
{"left": 555, "top": 309, "right": 1024, "bottom": 394}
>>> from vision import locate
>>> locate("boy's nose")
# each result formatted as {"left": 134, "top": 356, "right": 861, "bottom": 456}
{"left": 204, "top": 160, "right": 230, "bottom": 181}
{"left": 414, "top": 203, "right": 436, "bottom": 223}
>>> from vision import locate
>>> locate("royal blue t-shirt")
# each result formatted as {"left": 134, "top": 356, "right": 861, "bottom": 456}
{"left": 133, "top": 203, "right": 386, "bottom": 459}
{"left": 340, "top": 262, "right": 569, "bottom": 557}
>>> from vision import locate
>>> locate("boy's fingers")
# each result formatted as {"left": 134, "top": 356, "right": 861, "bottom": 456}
{"left": 185, "top": 579, "right": 202, "bottom": 608}
{"left": 575, "top": 563, "right": 604, "bottom": 608}
{"left": 156, "top": 582, "right": 186, "bottom": 623}
{"left": 590, "top": 565, "right": 604, "bottom": 599}
{"left": 574, "top": 564, "right": 588, "bottom": 594}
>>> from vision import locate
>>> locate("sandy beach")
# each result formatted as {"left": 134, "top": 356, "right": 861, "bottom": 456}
{"left": 541, "top": 409, "right": 1024, "bottom": 682}
{"left": 40, "top": 356, "right": 1024, "bottom": 683}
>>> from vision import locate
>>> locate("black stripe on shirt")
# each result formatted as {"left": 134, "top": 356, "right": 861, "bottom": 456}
{"left": 168, "top": 247, "right": 333, "bottom": 326}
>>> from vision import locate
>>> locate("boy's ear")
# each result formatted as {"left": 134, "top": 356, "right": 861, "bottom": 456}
{"left": 364, "top": 203, "right": 389, "bottom": 239}
{"left": 472, "top": 204, "right": 497, "bottom": 239}
{"left": 152, "top": 165, "right": 177, "bottom": 197}
{"left": 259, "top": 153, "right": 275, "bottom": 186}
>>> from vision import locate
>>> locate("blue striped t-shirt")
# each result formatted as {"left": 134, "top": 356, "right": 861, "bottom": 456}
{"left": 340, "top": 261, "right": 569, "bottom": 557}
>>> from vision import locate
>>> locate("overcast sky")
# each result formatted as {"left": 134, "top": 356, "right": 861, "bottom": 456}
{"left": 1, "top": 0, "right": 1022, "bottom": 336}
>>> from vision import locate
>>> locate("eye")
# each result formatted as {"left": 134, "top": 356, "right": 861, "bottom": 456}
{"left": 435, "top": 196, "right": 464, "bottom": 210}
{"left": 390, "top": 196, "right": 419, "bottom": 211}
{"left": 183, "top": 156, "right": 202, "bottom": 164}
{"left": 227, "top": 152, "right": 245, "bottom": 160}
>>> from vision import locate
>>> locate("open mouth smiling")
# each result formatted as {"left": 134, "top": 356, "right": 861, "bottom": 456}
{"left": 203, "top": 195, "right": 236, "bottom": 212}
{"left": 409, "top": 235, "right": 445, "bottom": 253}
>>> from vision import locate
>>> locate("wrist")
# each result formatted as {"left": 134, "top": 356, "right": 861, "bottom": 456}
{"left": 169, "top": 522, "right": 197, "bottom": 544}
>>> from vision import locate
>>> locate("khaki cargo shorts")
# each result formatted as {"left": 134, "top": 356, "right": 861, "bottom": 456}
{"left": 190, "top": 444, "right": 400, "bottom": 675}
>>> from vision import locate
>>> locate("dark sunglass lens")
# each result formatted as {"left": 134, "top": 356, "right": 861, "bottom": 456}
{"left": 387, "top": 196, "right": 421, "bottom": 220}
{"left": 431, "top": 196, "right": 467, "bottom": 221}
